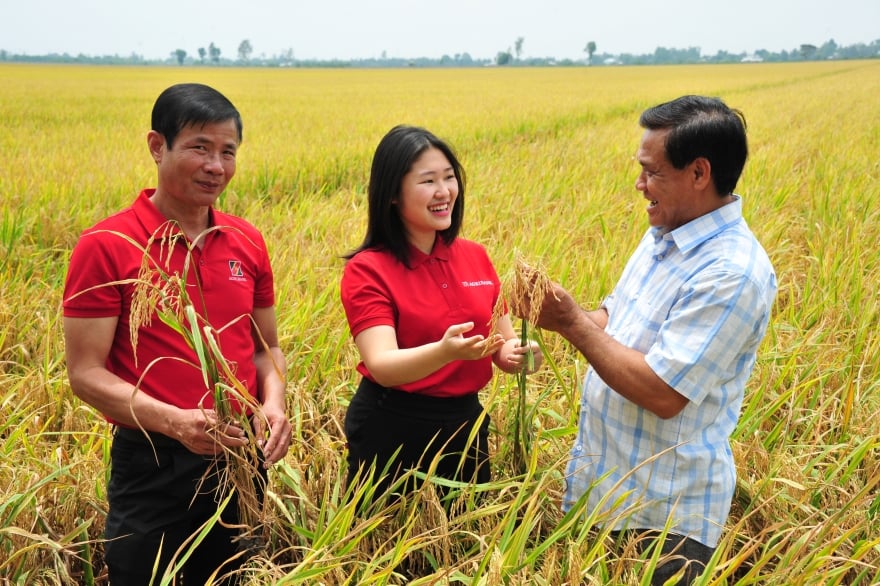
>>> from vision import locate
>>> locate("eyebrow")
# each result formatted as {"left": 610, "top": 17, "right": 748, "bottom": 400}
{"left": 636, "top": 151, "right": 657, "bottom": 166}
{"left": 414, "top": 166, "right": 453, "bottom": 176}
{"left": 190, "top": 135, "right": 239, "bottom": 150}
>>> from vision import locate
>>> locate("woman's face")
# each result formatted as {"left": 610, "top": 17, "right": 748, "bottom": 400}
{"left": 396, "top": 147, "right": 459, "bottom": 253}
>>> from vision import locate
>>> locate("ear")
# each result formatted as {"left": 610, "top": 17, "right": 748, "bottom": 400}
{"left": 147, "top": 130, "right": 165, "bottom": 164}
{"left": 692, "top": 157, "right": 712, "bottom": 191}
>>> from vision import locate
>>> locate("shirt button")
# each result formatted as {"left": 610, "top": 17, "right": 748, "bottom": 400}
{"left": 442, "top": 283, "right": 448, "bottom": 288}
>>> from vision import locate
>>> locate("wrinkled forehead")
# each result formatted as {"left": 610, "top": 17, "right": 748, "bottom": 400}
{"left": 636, "top": 128, "right": 671, "bottom": 163}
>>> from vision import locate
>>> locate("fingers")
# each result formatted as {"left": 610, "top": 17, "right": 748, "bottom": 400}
{"left": 506, "top": 340, "right": 543, "bottom": 373}
{"left": 187, "top": 412, "right": 247, "bottom": 453}
{"left": 446, "top": 321, "right": 475, "bottom": 338}
{"left": 177, "top": 407, "right": 294, "bottom": 468}
{"left": 444, "top": 322, "right": 505, "bottom": 360}
{"left": 257, "top": 414, "right": 292, "bottom": 467}
{"left": 202, "top": 415, "right": 247, "bottom": 444}
{"left": 477, "top": 333, "right": 505, "bottom": 357}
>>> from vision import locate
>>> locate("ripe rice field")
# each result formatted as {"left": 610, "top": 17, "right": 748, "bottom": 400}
{"left": 1, "top": 60, "right": 879, "bottom": 584}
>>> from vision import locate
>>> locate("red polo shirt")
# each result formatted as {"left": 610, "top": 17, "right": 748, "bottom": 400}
{"left": 340, "top": 238, "right": 501, "bottom": 398}
{"left": 63, "top": 189, "right": 275, "bottom": 424}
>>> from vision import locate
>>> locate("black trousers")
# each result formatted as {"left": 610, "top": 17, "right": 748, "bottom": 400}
{"left": 104, "top": 427, "right": 264, "bottom": 585}
{"left": 344, "top": 377, "right": 491, "bottom": 506}
{"left": 610, "top": 530, "right": 716, "bottom": 586}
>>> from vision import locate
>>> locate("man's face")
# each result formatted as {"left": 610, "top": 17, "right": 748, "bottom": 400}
{"left": 150, "top": 119, "right": 239, "bottom": 210}
{"left": 634, "top": 128, "right": 701, "bottom": 232}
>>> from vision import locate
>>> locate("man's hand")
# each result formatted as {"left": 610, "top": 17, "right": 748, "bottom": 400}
{"left": 533, "top": 282, "right": 582, "bottom": 333}
{"left": 169, "top": 408, "right": 249, "bottom": 455}
{"left": 253, "top": 403, "right": 292, "bottom": 468}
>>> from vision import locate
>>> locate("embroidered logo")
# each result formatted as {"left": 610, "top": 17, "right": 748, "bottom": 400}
{"left": 228, "top": 260, "right": 246, "bottom": 282}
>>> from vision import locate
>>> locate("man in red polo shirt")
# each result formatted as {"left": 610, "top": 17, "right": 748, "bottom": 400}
{"left": 63, "top": 83, "right": 291, "bottom": 585}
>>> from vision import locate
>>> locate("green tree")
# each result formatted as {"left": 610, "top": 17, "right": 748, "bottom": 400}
{"left": 238, "top": 39, "right": 253, "bottom": 62}
{"left": 496, "top": 50, "right": 512, "bottom": 66}
{"left": 818, "top": 39, "right": 838, "bottom": 59}
{"left": 514, "top": 37, "right": 524, "bottom": 60}
{"left": 456, "top": 52, "right": 474, "bottom": 66}
{"left": 800, "top": 43, "right": 818, "bottom": 60}
{"left": 209, "top": 42, "right": 221, "bottom": 64}
{"left": 173, "top": 49, "right": 187, "bottom": 66}
{"left": 198, "top": 47, "right": 206, "bottom": 63}
{"left": 584, "top": 41, "right": 597, "bottom": 64}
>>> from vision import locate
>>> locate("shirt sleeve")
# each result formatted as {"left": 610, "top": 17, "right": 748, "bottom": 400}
{"left": 340, "top": 254, "right": 396, "bottom": 338}
{"left": 62, "top": 230, "right": 127, "bottom": 318}
{"left": 251, "top": 229, "right": 275, "bottom": 308}
{"left": 645, "top": 269, "right": 770, "bottom": 405}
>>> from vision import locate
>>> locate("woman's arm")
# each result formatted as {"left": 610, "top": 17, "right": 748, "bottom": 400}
{"left": 354, "top": 322, "right": 505, "bottom": 388}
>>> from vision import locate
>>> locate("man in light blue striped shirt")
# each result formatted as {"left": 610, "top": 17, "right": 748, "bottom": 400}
{"left": 531, "top": 95, "right": 777, "bottom": 585}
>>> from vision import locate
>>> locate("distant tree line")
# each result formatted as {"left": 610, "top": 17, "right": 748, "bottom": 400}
{"left": 1, "top": 37, "right": 877, "bottom": 68}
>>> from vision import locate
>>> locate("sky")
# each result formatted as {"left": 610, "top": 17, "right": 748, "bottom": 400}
{"left": 1, "top": 0, "right": 878, "bottom": 62}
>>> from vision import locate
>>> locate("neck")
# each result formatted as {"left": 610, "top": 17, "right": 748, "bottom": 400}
{"left": 149, "top": 191, "right": 211, "bottom": 244}
{"left": 408, "top": 232, "right": 437, "bottom": 255}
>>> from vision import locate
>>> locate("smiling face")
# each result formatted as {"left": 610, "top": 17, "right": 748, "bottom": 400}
{"left": 635, "top": 128, "right": 704, "bottom": 232}
{"left": 396, "top": 147, "right": 459, "bottom": 253}
{"left": 148, "top": 119, "right": 239, "bottom": 218}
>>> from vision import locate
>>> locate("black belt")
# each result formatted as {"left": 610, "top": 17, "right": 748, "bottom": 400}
{"left": 113, "top": 426, "right": 184, "bottom": 449}
{"left": 359, "top": 376, "right": 481, "bottom": 413}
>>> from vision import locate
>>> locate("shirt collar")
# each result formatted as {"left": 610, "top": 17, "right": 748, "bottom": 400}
{"left": 408, "top": 237, "right": 451, "bottom": 267}
{"left": 653, "top": 195, "right": 743, "bottom": 255}
{"left": 133, "top": 188, "right": 219, "bottom": 240}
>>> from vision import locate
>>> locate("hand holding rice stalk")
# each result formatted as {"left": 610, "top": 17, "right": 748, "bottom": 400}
{"left": 128, "top": 223, "right": 273, "bottom": 550}
{"left": 488, "top": 256, "right": 554, "bottom": 474}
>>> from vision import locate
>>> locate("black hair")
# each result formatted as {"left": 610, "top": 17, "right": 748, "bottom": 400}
{"left": 151, "top": 83, "right": 242, "bottom": 149}
{"left": 639, "top": 95, "right": 748, "bottom": 196}
{"left": 345, "top": 125, "right": 466, "bottom": 267}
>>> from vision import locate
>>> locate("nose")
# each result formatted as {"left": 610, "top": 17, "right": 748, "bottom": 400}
{"left": 203, "top": 152, "right": 224, "bottom": 174}
{"left": 635, "top": 170, "right": 647, "bottom": 192}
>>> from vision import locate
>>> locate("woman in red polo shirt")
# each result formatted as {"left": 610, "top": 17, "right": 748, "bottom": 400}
{"left": 340, "top": 125, "right": 541, "bottom": 507}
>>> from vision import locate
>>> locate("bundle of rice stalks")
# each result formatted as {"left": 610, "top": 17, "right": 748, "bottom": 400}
{"left": 488, "top": 256, "right": 554, "bottom": 338}
{"left": 127, "top": 223, "right": 272, "bottom": 550}
{"left": 488, "top": 256, "right": 554, "bottom": 474}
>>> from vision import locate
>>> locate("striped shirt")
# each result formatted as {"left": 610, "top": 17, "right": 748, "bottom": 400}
{"left": 562, "top": 196, "right": 777, "bottom": 547}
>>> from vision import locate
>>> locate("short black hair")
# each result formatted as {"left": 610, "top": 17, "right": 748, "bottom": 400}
{"left": 640, "top": 95, "right": 748, "bottom": 196}
{"left": 151, "top": 83, "right": 242, "bottom": 149}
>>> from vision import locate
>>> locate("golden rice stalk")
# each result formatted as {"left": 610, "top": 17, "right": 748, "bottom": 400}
{"left": 127, "top": 222, "right": 271, "bottom": 547}
{"left": 488, "top": 255, "right": 554, "bottom": 338}
{"left": 130, "top": 222, "right": 189, "bottom": 360}
{"left": 486, "top": 256, "right": 553, "bottom": 472}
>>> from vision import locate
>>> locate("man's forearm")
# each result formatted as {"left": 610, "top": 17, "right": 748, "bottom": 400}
{"left": 558, "top": 308, "right": 687, "bottom": 418}
{"left": 255, "top": 346, "right": 287, "bottom": 407}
